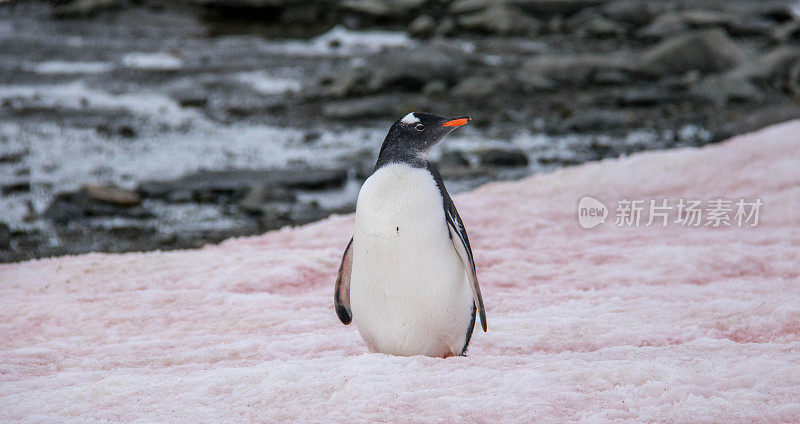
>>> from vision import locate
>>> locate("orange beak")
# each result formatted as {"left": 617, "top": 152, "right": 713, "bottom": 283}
{"left": 442, "top": 117, "right": 471, "bottom": 127}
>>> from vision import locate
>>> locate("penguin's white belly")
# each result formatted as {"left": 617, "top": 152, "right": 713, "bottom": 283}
{"left": 350, "top": 164, "right": 474, "bottom": 357}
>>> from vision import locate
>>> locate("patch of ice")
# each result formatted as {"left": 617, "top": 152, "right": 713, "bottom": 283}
{"left": 261, "top": 26, "right": 414, "bottom": 57}
{"left": 678, "top": 124, "right": 711, "bottom": 143}
{"left": 314, "top": 26, "right": 412, "bottom": 51}
{"left": 0, "top": 82, "right": 199, "bottom": 126}
{"left": 29, "top": 61, "right": 115, "bottom": 75}
{"left": 121, "top": 52, "right": 183, "bottom": 71}
{"left": 236, "top": 72, "right": 302, "bottom": 96}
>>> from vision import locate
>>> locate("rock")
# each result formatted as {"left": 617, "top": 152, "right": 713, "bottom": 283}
{"left": 96, "top": 123, "right": 137, "bottom": 138}
{"left": 592, "top": 70, "right": 631, "bottom": 85}
{"left": 173, "top": 91, "right": 208, "bottom": 108}
{"left": 318, "top": 68, "right": 369, "bottom": 98}
{"left": 138, "top": 169, "right": 347, "bottom": 202}
{"left": 726, "top": 46, "right": 800, "bottom": 84}
{"left": 366, "top": 47, "right": 470, "bottom": 92}
{"left": 690, "top": 74, "right": 763, "bottom": 104}
{"left": 118, "top": 125, "right": 136, "bottom": 138}
{"left": 338, "top": 148, "right": 376, "bottom": 180}
{"left": 755, "top": 3, "right": 797, "bottom": 23}
{"left": 772, "top": 20, "right": 800, "bottom": 43}
{"left": 612, "top": 87, "right": 672, "bottom": 106}
{"left": 474, "top": 148, "right": 529, "bottom": 167}
{"left": 323, "top": 95, "right": 415, "bottom": 120}
{"left": 340, "top": 0, "right": 425, "bottom": 17}
{"left": 302, "top": 131, "right": 322, "bottom": 143}
{"left": 516, "top": 72, "right": 558, "bottom": 92}
{"left": 2, "top": 181, "right": 30, "bottom": 196}
{"left": 408, "top": 14, "right": 436, "bottom": 37}
{"left": 0, "top": 150, "right": 26, "bottom": 164}
{"left": 452, "top": 75, "right": 514, "bottom": 100}
{"left": 601, "top": 0, "right": 660, "bottom": 26}
{"left": 189, "top": 0, "right": 297, "bottom": 7}
{"left": 238, "top": 184, "right": 295, "bottom": 214}
{"left": 581, "top": 15, "right": 627, "bottom": 38}
{"left": 279, "top": 4, "right": 324, "bottom": 24}
{"left": 635, "top": 12, "right": 687, "bottom": 39}
{"left": 788, "top": 60, "right": 800, "bottom": 98}
{"left": 639, "top": 29, "right": 745, "bottom": 76}
{"left": 341, "top": 0, "right": 392, "bottom": 17}
{"left": 436, "top": 17, "right": 456, "bottom": 36}
{"left": 457, "top": 5, "right": 542, "bottom": 36}
{"left": 0, "top": 222, "right": 10, "bottom": 249}
{"left": 679, "top": 9, "right": 735, "bottom": 27}
{"left": 472, "top": 38, "right": 548, "bottom": 56}
{"left": 561, "top": 109, "right": 637, "bottom": 131}
{"left": 722, "top": 18, "right": 774, "bottom": 37}
{"left": 507, "top": 0, "right": 608, "bottom": 17}
{"left": 51, "top": 0, "right": 121, "bottom": 18}
{"left": 521, "top": 54, "right": 634, "bottom": 86}
{"left": 84, "top": 184, "right": 141, "bottom": 207}
{"left": 657, "top": 69, "right": 702, "bottom": 89}
{"left": 436, "top": 150, "right": 470, "bottom": 168}
{"left": 449, "top": 0, "right": 491, "bottom": 14}
{"left": 422, "top": 80, "right": 447, "bottom": 96}
{"left": 284, "top": 202, "right": 352, "bottom": 226}
{"left": 637, "top": 10, "right": 775, "bottom": 39}
{"left": 44, "top": 188, "right": 152, "bottom": 224}
{"left": 711, "top": 105, "right": 800, "bottom": 143}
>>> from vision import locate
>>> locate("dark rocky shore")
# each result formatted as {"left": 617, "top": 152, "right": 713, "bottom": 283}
{"left": 1, "top": 0, "right": 799, "bottom": 262}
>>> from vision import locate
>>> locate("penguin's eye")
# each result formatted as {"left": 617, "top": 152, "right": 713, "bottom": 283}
{"left": 414, "top": 123, "right": 425, "bottom": 131}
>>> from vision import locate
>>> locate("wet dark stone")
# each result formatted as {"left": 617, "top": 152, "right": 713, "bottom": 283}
{"left": 0, "top": 222, "right": 10, "bottom": 249}
{"left": 51, "top": 0, "right": 123, "bottom": 18}
{"left": 137, "top": 168, "right": 348, "bottom": 202}
{"left": 44, "top": 188, "right": 153, "bottom": 224}
{"left": 365, "top": 46, "right": 471, "bottom": 93}
{"left": 97, "top": 123, "right": 138, "bottom": 138}
{"left": 84, "top": 184, "right": 141, "bottom": 206}
{"left": 0, "top": 150, "right": 27, "bottom": 164}
{"left": 639, "top": 29, "right": 745, "bottom": 76}
{"left": 562, "top": 110, "right": 637, "bottom": 132}
{"left": 521, "top": 54, "right": 635, "bottom": 87}
{"left": 457, "top": 5, "right": 542, "bottom": 36}
{"left": 508, "top": 0, "right": 608, "bottom": 17}
{"left": 2, "top": 181, "right": 31, "bottom": 195}
{"left": 436, "top": 150, "right": 470, "bottom": 168}
{"left": 322, "top": 95, "right": 414, "bottom": 120}
{"left": 238, "top": 183, "right": 295, "bottom": 214}
{"left": 475, "top": 148, "right": 529, "bottom": 167}
{"left": 175, "top": 92, "right": 209, "bottom": 108}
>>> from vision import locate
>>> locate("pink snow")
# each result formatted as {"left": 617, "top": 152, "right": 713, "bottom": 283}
{"left": 2, "top": 121, "right": 800, "bottom": 423}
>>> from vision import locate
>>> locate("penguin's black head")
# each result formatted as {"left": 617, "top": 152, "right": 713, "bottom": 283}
{"left": 376, "top": 112, "right": 470, "bottom": 169}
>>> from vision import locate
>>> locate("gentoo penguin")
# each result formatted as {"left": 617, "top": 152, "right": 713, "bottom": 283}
{"left": 334, "top": 112, "right": 486, "bottom": 357}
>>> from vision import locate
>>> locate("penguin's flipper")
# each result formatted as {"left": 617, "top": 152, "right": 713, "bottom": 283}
{"left": 445, "top": 204, "right": 487, "bottom": 332}
{"left": 334, "top": 237, "right": 354, "bottom": 325}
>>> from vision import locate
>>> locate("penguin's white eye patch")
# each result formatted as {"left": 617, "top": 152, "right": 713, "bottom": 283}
{"left": 415, "top": 123, "right": 425, "bottom": 131}
{"left": 401, "top": 112, "right": 420, "bottom": 125}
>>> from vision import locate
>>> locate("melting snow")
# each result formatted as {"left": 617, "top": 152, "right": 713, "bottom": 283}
{"left": 121, "top": 52, "right": 183, "bottom": 71}
{"left": 28, "top": 61, "right": 115, "bottom": 74}
{"left": 2, "top": 121, "right": 800, "bottom": 422}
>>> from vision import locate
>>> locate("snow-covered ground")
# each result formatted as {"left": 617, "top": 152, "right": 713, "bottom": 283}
{"left": 1, "top": 121, "right": 799, "bottom": 422}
